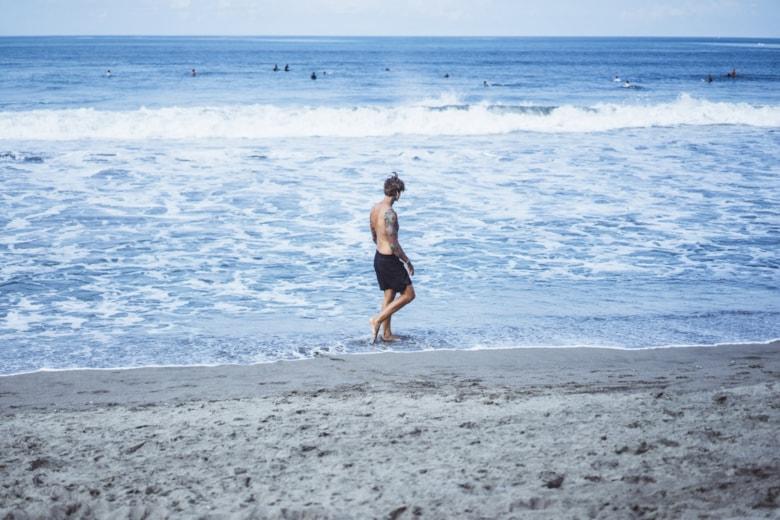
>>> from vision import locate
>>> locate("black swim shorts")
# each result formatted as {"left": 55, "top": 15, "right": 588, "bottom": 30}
{"left": 374, "top": 251, "right": 412, "bottom": 292}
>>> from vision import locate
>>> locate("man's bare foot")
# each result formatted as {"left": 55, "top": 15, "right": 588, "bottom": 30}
{"left": 369, "top": 317, "right": 380, "bottom": 344}
{"left": 382, "top": 334, "right": 400, "bottom": 342}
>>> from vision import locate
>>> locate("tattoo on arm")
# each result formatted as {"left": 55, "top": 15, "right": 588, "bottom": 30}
{"left": 384, "top": 209, "right": 397, "bottom": 249}
{"left": 384, "top": 209, "right": 408, "bottom": 261}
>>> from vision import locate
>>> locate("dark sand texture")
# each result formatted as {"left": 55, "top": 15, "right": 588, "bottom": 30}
{"left": 1, "top": 342, "right": 779, "bottom": 519}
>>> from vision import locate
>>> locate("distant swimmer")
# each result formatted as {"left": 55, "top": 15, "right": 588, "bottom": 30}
{"left": 444, "top": 73, "right": 450, "bottom": 78}
{"left": 483, "top": 80, "right": 489, "bottom": 87}
{"left": 105, "top": 69, "right": 112, "bottom": 77}
{"left": 623, "top": 80, "right": 632, "bottom": 88}
{"left": 385, "top": 67, "right": 390, "bottom": 71}
{"left": 191, "top": 68, "right": 197, "bottom": 77}
{"left": 613, "top": 75, "right": 621, "bottom": 82}
{"left": 706, "top": 74, "right": 714, "bottom": 83}
{"left": 284, "top": 64, "right": 290, "bottom": 72}
{"left": 273, "top": 64, "right": 279, "bottom": 71}
{"left": 311, "top": 71, "right": 317, "bottom": 80}
{"left": 726, "top": 68, "right": 737, "bottom": 78}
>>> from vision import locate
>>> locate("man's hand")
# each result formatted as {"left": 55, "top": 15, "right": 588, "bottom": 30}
{"left": 405, "top": 261, "right": 414, "bottom": 277}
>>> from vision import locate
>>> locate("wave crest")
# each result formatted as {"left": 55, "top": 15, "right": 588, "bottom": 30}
{"left": 1, "top": 94, "right": 778, "bottom": 140}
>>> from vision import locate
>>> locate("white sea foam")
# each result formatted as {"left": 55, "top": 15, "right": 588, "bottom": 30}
{"left": 2, "top": 94, "right": 779, "bottom": 140}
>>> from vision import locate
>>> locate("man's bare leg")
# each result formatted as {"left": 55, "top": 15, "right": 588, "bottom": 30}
{"left": 382, "top": 289, "right": 400, "bottom": 341}
{"left": 370, "top": 284, "right": 415, "bottom": 343}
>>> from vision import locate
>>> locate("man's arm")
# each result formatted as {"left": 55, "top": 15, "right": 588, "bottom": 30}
{"left": 370, "top": 216, "right": 377, "bottom": 244}
{"left": 384, "top": 208, "right": 414, "bottom": 275}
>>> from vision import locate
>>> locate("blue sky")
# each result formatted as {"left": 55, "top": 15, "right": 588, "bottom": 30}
{"left": 1, "top": 0, "right": 778, "bottom": 37}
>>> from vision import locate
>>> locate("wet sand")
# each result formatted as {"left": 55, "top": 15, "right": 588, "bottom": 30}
{"left": 1, "top": 342, "right": 779, "bottom": 519}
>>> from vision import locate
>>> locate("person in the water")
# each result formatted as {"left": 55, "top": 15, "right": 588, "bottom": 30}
{"left": 273, "top": 64, "right": 279, "bottom": 71}
{"left": 191, "top": 68, "right": 197, "bottom": 77}
{"left": 105, "top": 69, "right": 112, "bottom": 77}
{"left": 369, "top": 173, "right": 415, "bottom": 344}
{"left": 311, "top": 71, "right": 317, "bottom": 80}
{"left": 284, "top": 64, "right": 289, "bottom": 72}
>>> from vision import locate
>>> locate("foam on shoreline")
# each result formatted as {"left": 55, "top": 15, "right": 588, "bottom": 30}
{"left": 2, "top": 338, "right": 778, "bottom": 378}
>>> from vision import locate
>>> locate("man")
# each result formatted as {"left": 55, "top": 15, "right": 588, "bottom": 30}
{"left": 369, "top": 173, "right": 415, "bottom": 344}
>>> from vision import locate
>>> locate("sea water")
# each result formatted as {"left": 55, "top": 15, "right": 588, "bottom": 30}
{"left": 1, "top": 37, "right": 779, "bottom": 374}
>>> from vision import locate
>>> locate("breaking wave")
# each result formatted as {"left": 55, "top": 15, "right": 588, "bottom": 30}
{"left": 1, "top": 94, "right": 779, "bottom": 140}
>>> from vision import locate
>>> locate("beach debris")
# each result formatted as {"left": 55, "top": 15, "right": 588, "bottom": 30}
{"left": 753, "top": 486, "right": 780, "bottom": 509}
{"left": 621, "top": 474, "right": 656, "bottom": 484}
{"left": 125, "top": 442, "right": 145, "bottom": 454}
{"left": 509, "top": 497, "right": 552, "bottom": 510}
{"left": 539, "top": 471, "right": 565, "bottom": 488}
{"left": 735, "top": 465, "right": 776, "bottom": 479}
{"left": 631, "top": 504, "right": 658, "bottom": 516}
{"left": 29, "top": 458, "right": 49, "bottom": 471}
{"left": 635, "top": 441, "right": 652, "bottom": 455}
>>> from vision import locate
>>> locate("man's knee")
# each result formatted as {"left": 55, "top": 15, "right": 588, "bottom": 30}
{"left": 404, "top": 285, "right": 415, "bottom": 302}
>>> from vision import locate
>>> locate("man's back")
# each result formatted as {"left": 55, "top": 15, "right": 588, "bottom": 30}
{"left": 370, "top": 200, "right": 397, "bottom": 255}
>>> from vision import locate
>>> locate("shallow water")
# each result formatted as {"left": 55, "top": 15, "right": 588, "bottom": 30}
{"left": 1, "top": 37, "right": 779, "bottom": 374}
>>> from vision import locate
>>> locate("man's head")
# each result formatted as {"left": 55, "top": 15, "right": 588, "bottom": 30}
{"left": 384, "top": 172, "right": 405, "bottom": 201}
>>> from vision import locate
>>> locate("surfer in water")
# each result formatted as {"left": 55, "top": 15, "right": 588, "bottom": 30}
{"left": 369, "top": 173, "right": 415, "bottom": 344}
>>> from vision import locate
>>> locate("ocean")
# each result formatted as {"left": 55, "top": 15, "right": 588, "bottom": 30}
{"left": 1, "top": 36, "right": 779, "bottom": 375}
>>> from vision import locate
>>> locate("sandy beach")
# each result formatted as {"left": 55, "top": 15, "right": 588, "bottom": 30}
{"left": 1, "top": 342, "right": 779, "bottom": 519}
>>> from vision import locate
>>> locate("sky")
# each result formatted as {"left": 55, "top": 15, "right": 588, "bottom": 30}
{"left": 1, "top": 0, "right": 778, "bottom": 37}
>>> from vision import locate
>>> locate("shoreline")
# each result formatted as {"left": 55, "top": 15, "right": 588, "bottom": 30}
{"left": 2, "top": 342, "right": 779, "bottom": 518}
{"left": 3, "top": 337, "right": 779, "bottom": 379}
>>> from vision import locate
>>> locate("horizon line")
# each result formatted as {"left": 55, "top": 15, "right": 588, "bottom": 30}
{"left": 1, "top": 34, "right": 779, "bottom": 39}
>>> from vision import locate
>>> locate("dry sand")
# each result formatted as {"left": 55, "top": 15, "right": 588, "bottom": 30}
{"left": 1, "top": 342, "right": 779, "bottom": 519}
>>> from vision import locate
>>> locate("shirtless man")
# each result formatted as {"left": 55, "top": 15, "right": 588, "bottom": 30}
{"left": 369, "top": 173, "right": 415, "bottom": 343}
